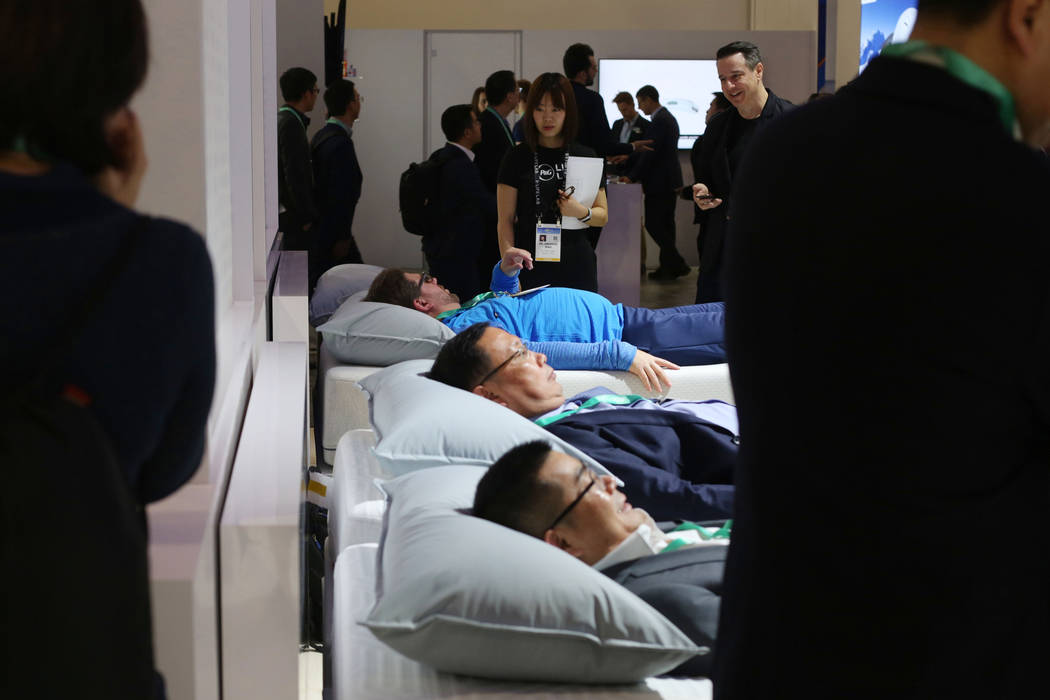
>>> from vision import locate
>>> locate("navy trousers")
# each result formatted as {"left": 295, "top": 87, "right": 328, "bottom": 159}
{"left": 620, "top": 301, "right": 725, "bottom": 365}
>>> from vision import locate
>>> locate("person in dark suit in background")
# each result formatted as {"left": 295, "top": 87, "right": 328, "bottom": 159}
{"left": 277, "top": 67, "right": 320, "bottom": 252}
{"left": 310, "top": 79, "right": 364, "bottom": 289}
{"left": 563, "top": 44, "right": 652, "bottom": 248}
{"left": 718, "top": 2, "right": 1050, "bottom": 697}
{"left": 423, "top": 105, "right": 497, "bottom": 300}
{"left": 609, "top": 91, "right": 651, "bottom": 177}
{"left": 691, "top": 41, "right": 794, "bottom": 302}
{"left": 625, "top": 85, "right": 689, "bottom": 281}
{"left": 474, "top": 70, "right": 519, "bottom": 288}
{"left": 474, "top": 441, "right": 729, "bottom": 677}
{"left": 680, "top": 92, "right": 731, "bottom": 271}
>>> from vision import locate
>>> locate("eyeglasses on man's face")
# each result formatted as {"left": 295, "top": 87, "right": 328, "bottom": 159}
{"left": 417, "top": 272, "right": 434, "bottom": 292}
{"left": 547, "top": 472, "right": 597, "bottom": 531}
{"left": 476, "top": 345, "right": 529, "bottom": 387}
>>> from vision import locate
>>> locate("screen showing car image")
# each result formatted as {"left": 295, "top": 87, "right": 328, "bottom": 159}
{"left": 598, "top": 59, "right": 722, "bottom": 150}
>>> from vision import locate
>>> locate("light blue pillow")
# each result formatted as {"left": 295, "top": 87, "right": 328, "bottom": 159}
{"left": 318, "top": 297, "right": 455, "bottom": 366}
{"left": 362, "top": 466, "right": 703, "bottom": 683}
{"left": 309, "top": 263, "right": 384, "bottom": 326}
{"left": 357, "top": 361, "right": 612, "bottom": 477}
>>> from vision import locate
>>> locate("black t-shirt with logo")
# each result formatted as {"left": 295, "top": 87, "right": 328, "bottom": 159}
{"left": 496, "top": 142, "right": 606, "bottom": 291}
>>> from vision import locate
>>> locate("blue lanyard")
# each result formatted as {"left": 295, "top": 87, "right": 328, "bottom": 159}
{"left": 486, "top": 106, "right": 514, "bottom": 146}
{"left": 279, "top": 106, "right": 306, "bottom": 131}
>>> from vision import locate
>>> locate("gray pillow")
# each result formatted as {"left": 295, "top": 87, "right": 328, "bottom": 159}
{"left": 362, "top": 465, "right": 703, "bottom": 683}
{"left": 357, "top": 360, "right": 611, "bottom": 477}
{"left": 309, "top": 263, "right": 384, "bottom": 326}
{"left": 318, "top": 296, "right": 455, "bottom": 366}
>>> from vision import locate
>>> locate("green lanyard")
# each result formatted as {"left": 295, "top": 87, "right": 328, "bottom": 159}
{"left": 661, "top": 520, "right": 732, "bottom": 554}
{"left": 280, "top": 106, "right": 306, "bottom": 131}
{"left": 535, "top": 394, "right": 644, "bottom": 427}
{"left": 486, "top": 106, "right": 515, "bottom": 146}
{"left": 436, "top": 292, "right": 498, "bottom": 321}
{"left": 880, "top": 40, "right": 1018, "bottom": 136}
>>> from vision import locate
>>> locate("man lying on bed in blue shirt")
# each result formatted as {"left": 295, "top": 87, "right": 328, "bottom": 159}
{"left": 474, "top": 439, "right": 728, "bottom": 678}
{"left": 364, "top": 247, "right": 725, "bottom": 391}
{"left": 429, "top": 321, "right": 736, "bottom": 523}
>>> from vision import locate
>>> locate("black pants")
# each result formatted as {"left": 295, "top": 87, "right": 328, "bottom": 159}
{"left": 644, "top": 190, "right": 687, "bottom": 271}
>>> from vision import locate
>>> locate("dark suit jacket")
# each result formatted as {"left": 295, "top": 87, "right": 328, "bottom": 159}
{"left": 277, "top": 106, "right": 318, "bottom": 231}
{"left": 604, "top": 544, "right": 727, "bottom": 678}
{"left": 693, "top": 90, "right": 794, "bottom": 302}
{"left": 610, "top": 114, "right": 651, "bottom": 144}
{"left": 627, "top": 107, "right": 683, "bottom": 195}
{"left": 542, "top": 405, "right": 736, "bottom": 522}
{"left": 474, "top": 108, "right": 515, "bottom": 193}
{"left": 310, "top": 122, "right": 362, "bottom": 254}
{"left": 572, "top": 81, "right": 632, "bottom": 158}
{"left": 719, "top": 56, "right": 1050, "bottom": 699}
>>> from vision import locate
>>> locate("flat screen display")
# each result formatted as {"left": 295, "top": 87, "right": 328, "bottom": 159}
{"left": 598, "top": 59, "right": 721, "bottom": 150}
{"left": 860, "top": 0, "right": 918, "bottom": 73}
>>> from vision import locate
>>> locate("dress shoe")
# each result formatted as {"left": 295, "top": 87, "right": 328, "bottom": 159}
{"left": 648, "top": 264, "right": 690, "bottom": 281}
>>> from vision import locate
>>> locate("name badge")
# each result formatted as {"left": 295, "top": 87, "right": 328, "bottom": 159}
{"left": 535, "top": 224, "right": 562, "bottom": 262}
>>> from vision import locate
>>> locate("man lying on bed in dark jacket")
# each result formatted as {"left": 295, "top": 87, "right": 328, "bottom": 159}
{"left": 474, "top": 439, "right": 728, "bottom": 677}
{"left": 428, "top": 321, "right": 737, "bottom": 522}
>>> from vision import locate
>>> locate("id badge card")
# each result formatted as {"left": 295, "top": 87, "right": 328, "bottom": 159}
{"left": 535, "top": 223, "right": 562, "bottom": 262}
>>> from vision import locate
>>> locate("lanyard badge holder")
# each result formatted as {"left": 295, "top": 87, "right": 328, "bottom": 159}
{"left": 534, "top": 151, "right": 569, "bottom": 262}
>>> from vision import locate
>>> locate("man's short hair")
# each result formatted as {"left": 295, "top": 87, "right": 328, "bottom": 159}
{"left": 473, "top": 440, "right": 565, "bottom": 539}
{"left": 280, "top": 67, "right": 317, "bottom": 102}
{"left": 428, "top": 322, "right": 491, "bottom": 391}
{"left": 323, "top": 79, "right": 356, "bottom": 117}
{"left": 0, "top": 0, "right": 148, "bottom": 176}
{"left": 612, "top": 91, "right": 634, "bottom": 105}
{"left": 917, "top": 0, "right": 1000, "bottom": 25}
{"left": 363, "top": 268, "right": 418, "bottom": 308}
{"left": 521, "top": 72, "right": 579, "bottom": 150}
{"left": 484, "top": 70, "right": 517, "bottom": 107}
{"left": 636, "top": 85, "right": 659, "bottom": 103}
{"left": 441, "top": 104, "right": 476, "bottom": 142}
{"left": 716, "top": 41, "right": 763, "bottom": 70}
{"left": 562, "top": 43, "right": 594, "bottom": 79}
{"left": 712, "top": 91, "right": 732, "bottom": 111}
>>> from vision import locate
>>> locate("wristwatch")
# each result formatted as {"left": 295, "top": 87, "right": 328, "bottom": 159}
{"left": 580, "top": 208, "right": 592, "bottom": 224}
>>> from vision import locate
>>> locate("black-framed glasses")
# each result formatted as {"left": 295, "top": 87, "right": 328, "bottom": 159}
{"left": 547, "top": 474, "right": 596, "bottom": 531}
{"left": 476, "top": 346, "right": 527, "bottom": 387}
{"left": 417, "top": 272, "right": 434, "bottom": 292}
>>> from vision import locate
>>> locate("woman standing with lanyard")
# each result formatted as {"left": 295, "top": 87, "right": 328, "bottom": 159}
{"left": 497, "top": 73, "right": 607, "bottom": 292}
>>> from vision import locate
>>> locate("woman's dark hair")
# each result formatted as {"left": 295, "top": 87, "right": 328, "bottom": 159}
{"left": 363, "top": 268, "right": 419, "bottom": 308}
{"left": 471, "top": 86, "right": 486, "bottom": 112}
{"left": 0, "top": 0, "right": 149, "bottom": 175}
{"left": 521, "top": 73, "right": 578, "bottom": 151}
{"left": 428, "top": 322, "right": 492, "bottom": 391}
{"left": 473, "top": 440, "right": 564, "bottom": 539}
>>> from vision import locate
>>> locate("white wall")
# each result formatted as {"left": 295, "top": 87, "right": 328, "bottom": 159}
{"left": 276, "top": 0, "right": 326, "bottom": 141}
{"left": 346, "top": 28, "right": 816, "bottom": 269}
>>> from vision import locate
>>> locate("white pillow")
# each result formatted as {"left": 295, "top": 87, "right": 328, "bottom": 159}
{"left": 362, "top": 466, "right": 703, "bottom": 683}
{"left": 357, "top": 360, "right": 612, "bottom": 478}
{"left": 309, "top": 263, "right": 384, "bottom": 326}
{"left": 318, "top": 296, "right": 455, "bottom": 366}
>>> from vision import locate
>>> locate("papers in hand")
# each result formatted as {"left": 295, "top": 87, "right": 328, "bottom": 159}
{"left": 511, "top": 285, "right": 549, "bottom": 297}
{"left": 563, "top": 156, "right": 604, "bottom": 230}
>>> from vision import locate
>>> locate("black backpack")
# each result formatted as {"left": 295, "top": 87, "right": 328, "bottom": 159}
{"left": 1, "top": 224, "right": 157, "bottom": 698}
{"left": 399, "top": 149, "right": 453, "bottom": 236}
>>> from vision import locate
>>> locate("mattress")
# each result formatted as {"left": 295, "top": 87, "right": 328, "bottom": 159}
{"left": 328, "top": 429, "right": 385, "bottom": 558}
{"left": 330, "top": 543, "right": 714, "bottom": 699}
{"left": 320, "top": 343, "right": 735, "bottom": 464}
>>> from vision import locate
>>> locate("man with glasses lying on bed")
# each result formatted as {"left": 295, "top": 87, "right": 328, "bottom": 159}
{"left": 429, "top": 322, "right": 737, "bottom": 521}
{"left": 474, "top": 439, "right": 727, "bottom": 677}
{"left": 365, "top": 247, "right": 725, "bottom": 391}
